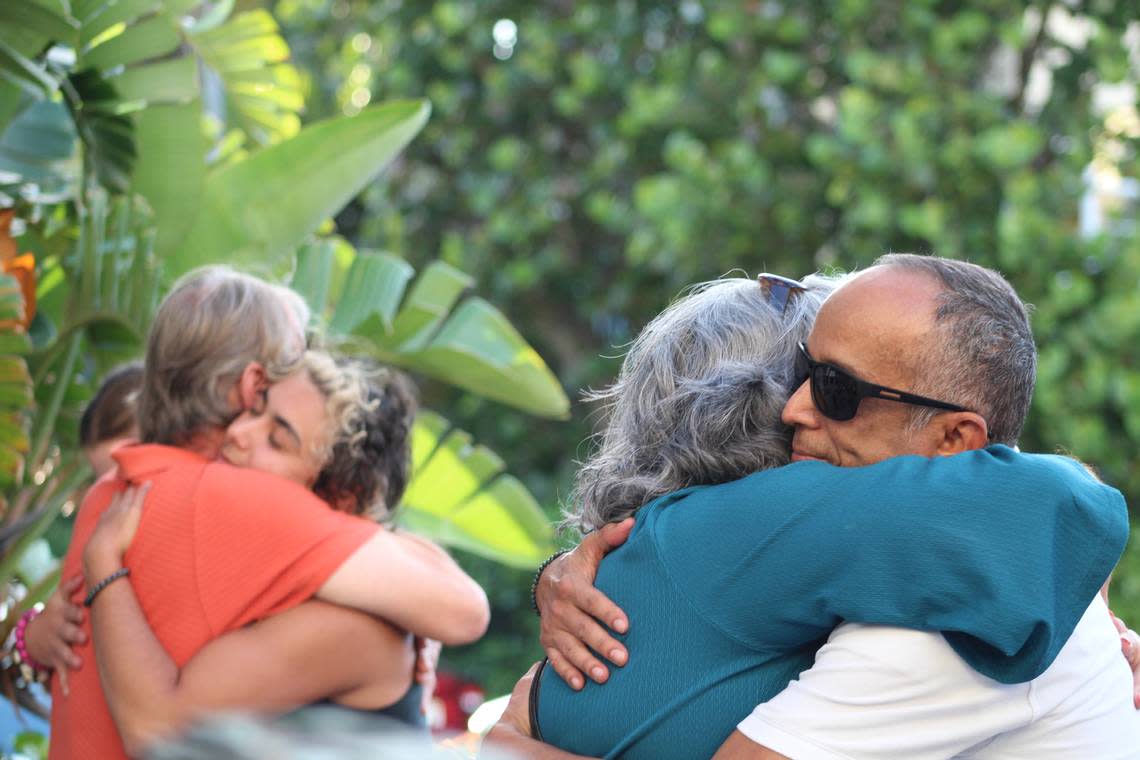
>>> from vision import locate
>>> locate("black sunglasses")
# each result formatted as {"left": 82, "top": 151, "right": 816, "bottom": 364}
{"left": 757, "top": 273, "right": 807, "bottom": 315}
{"left": 796, "top": 342, "right": 970, "bottom": 422}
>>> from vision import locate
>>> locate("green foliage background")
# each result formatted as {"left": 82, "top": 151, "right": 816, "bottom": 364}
{"left": 271, "top": 0, "right": 1140, "bottom": 694}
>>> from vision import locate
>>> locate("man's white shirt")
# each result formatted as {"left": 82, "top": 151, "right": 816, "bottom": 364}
{"left": 738, "top": 595, "right": 1140, "bottom": 758}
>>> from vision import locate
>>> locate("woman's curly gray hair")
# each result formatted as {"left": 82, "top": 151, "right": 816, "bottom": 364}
{"left": 567, "top": 274, "right": 838, "bottom": 533}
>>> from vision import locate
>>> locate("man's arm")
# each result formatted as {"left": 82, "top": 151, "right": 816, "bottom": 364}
{"left": 712, "top": 623, "right": 1041, "bottom": 760}
{"left": 539, "top": 449, "right": 1131, "bottom": 688}
{"left": 481, "top": 664, "right": 595, "bottom": 760}
{"left": 711, "top": 733, "right": 788, "bottom": 760}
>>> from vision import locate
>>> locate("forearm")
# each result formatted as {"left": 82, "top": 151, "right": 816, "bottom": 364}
{"left": 483, "top": 723, "right": 595, "bottom": 759}
{"left": 86, "top": 559, "right": 186, "bottom": 756}
{"left": 319, "top": 530, "right": 489, "bottom": 645}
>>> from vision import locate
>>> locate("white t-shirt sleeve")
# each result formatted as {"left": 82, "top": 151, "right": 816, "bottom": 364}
{"left": 736, "top": 623, "right": 1034, "bottom": 760}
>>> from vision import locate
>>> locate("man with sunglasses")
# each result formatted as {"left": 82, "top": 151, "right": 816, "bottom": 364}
{"left": 718, "top": 255, "right": 1139, "bottom": 757}
{"left": 492, "top": 254, "right": 1139, "bottom": 758}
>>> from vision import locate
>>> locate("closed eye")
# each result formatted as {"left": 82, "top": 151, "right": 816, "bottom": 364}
{"left": 271, "top": 414, "right": 301, "bottom": 451}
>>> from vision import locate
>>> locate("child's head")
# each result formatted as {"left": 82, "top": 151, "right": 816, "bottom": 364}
{"left": 80, "top": 361, "right": 144, "bottom": 477}
{"left": 220, "top": 351, "right": 417, "bottom": 518}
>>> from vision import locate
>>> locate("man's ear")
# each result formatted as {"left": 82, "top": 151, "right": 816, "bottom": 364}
{"left": 935, "top": 412, "right": 989, "bottom": 455}
{"left": 236, "top": 362, "right": 268, "bottom": 412}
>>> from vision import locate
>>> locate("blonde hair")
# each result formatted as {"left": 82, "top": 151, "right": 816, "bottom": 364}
{"left": 304, "top": 351, "right": 417, "bottom": 520}
{"left": 139, "top": 266, "right": 310, "bottom": 445}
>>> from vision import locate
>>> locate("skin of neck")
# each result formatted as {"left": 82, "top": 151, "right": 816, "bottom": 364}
{"left": 181, "top": 427, "right": 227, "bottom": 460}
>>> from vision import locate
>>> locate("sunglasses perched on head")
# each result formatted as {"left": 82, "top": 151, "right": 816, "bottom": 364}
{"left": 795, "top": 342, "right": 970, "bottom": 422}
{"left": 757, "top": 273, "right": 807, "bottom": 315}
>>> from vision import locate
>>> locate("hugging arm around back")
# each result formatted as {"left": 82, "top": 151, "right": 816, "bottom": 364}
{"left": 525, "top": 447, "right": 1131, "bottom": 758}
{"left": 656, "top": 447, "right": 1128, "bottom": 680}
{"left": 193, "top": 466, "right": 489, "bottom": 646}
{"left": 541, "top": 447, "right": 1128, "bottom": 686}
{"left": 84, "top": 486, "right": 419, "bottom": 756}
{"left": 319, "top": 528, "right": 490, "bottom": 646}
{"left": 87, "top": 575, "right": 414, "bottom": 756}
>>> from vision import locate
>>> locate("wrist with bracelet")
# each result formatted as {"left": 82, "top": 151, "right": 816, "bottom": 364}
{"left": 530, "top": 549, "right": 569, "bottom": 616}
{"left": 85, "top": 567, "right": 130, "bottom": 607}
{"left": 4, "top": 603, "right": 49, "bottom": 683}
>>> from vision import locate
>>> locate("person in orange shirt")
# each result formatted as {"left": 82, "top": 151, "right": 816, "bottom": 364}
{"left": 42, "top": 266, "right": 489, "bottom": 760}
{"left": 80, "top": 350, "right": 436, "bottom": 752}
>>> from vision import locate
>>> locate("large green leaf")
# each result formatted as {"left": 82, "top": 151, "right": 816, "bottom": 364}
{"left": 294, "top": 245, "right": 571, "bottom": 420}
{"left": 405, "top": 298, "right": 570, "bottom": 418}
{"left": 64, "top": 190, "right": 158, "bottom": 338}
{"left": 329, "top": 251, "right": 413, "bottom": 336}
{"left": 0, "top": 37, "right": 58, "bottom": 98}
{"left": 0, "top": 98, "right": 77, "bottom": 203}
{"left": 0, "top": 0, "right": 78, "bottom": 58}
{"left": 168, "top": 99, "right": 432, "bottom": 279}
{"left": 65, "top": 68, "right": 137, "bottom": 193}
{"left": 75, "top": 1, "right": 197, "bottom": 105}
{"left": 398, "top": 411, "right": 554, "bottom": 568}
{"left": 133, "top": 100, "right": 207, "bottom": 258}
{"left": 3, "top": 1, "right": 308, "bottom": 256}
{"left": 188, "top": 9, "right": 303, "bottom": 145}
{"left": 61, "top": 0, "right": 197, "bottom": 226}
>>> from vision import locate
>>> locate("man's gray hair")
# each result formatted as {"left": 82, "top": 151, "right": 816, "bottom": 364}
{"left": 566, "top": 274, "right": 837, "bottom": 533}
{"left": 875, "top": 253, "right": 1035, "bottom": 445}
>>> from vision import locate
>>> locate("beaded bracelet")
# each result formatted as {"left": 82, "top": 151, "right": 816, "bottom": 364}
{"left": 530, "top": 549, "right": 569, "bottom": 616}
{"left": 84, "top": 567, "right": 130, "bottom": 607}
{"left": 13, "top": 604, "right": 47, "bottom": 673}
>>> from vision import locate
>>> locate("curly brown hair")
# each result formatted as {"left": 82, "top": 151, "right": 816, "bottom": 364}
{"left": 304, "top": 352, "right": 417, "bottom": 519}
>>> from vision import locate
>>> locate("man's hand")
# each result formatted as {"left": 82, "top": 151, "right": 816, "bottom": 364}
{"left": 1109, "top": 612, "right": 1140, "bottom": 708}
{"left": 1101, "top": 581, "right": 1140, "bottom": 709}
{"left": 536, "top": 519, "right": 634, "bottom": 689}
{"left": 23, "top": 574, "right": 86, "bottom": 695}
{"left": 482, "top": 663, "right": 596, "bottom": 759}
{"left": 497, "top": 661, "right": 539, "bottom": 740}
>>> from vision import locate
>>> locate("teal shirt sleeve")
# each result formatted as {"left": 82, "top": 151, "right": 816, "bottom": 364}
{"left": 651, "top": 445, "right": 1129, "bottom": 683}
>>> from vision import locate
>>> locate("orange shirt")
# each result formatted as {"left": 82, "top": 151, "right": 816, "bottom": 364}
{"left": 48, "top": 444, "right": 379, "bottom": 760}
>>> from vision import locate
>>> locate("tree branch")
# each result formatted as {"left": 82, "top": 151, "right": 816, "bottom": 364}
{"left": 1014, "top": 3, "right": 1054, "bottom": 114}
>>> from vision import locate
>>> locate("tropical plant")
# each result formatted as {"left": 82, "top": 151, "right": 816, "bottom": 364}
{"left": 0, "top": 0, "right": 569, "bottom": 734}
{"left": 0, "top": 190, "right": 159, "bottom": 721}
{"left": 1, "top": 0, "right": 565, "bottom": 547}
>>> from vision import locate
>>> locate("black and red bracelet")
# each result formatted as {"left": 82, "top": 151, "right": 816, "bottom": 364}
{"left": 84, "top": 567, "right": 130, "bottom": 607}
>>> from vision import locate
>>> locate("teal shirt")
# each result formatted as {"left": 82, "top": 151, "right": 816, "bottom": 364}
{"left": 535, "top": 447, "right": 1129, "bottom": 759}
